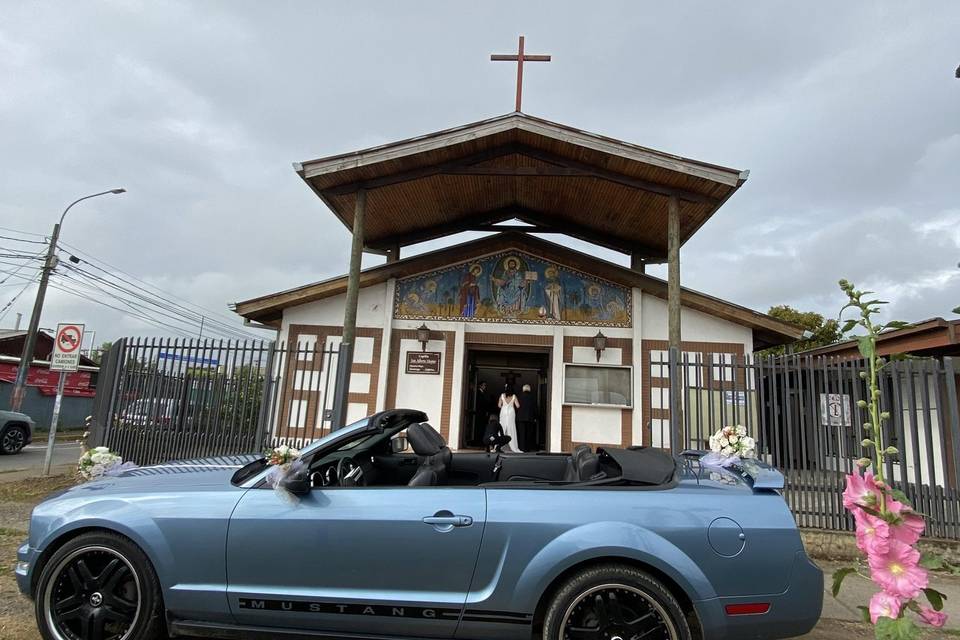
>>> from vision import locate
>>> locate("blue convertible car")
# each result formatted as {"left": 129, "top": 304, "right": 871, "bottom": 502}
{"left": 18, "top": 409, "right": 822, "bottom": 640}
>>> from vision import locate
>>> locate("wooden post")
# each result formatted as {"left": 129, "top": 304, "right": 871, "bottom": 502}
{"left": 667, "top": 195, "right": 683, "bottom": 451}
{"left": 630, "top": 253, "right": 646, "bottom": 273}
{"left": 385, "top": 243, "right": 400, "bottom": 264}
{"left": 332, "top": 189, "right": 366, "bottom": 429}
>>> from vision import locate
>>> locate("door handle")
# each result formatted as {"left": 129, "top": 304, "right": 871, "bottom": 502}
{"left": 422, "top": 513, "right": 473, "bottom": 528}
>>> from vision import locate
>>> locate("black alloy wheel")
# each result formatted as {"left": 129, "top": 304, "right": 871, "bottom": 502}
{"left": 1, "top": 425, "right": 26, "bottom": 454}
{"left": 544, "top": 564, "right": 691, "bottom": 640}
{"left": 36, "top": 532, "right": 164, "bottom": 640}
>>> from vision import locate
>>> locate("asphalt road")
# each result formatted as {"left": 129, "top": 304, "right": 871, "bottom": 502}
{"left": 0, "top": 442, "right": 82, "bottom": 478}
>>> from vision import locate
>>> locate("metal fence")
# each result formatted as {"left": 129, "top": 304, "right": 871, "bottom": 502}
{"left": 90, "top": 338, "right": 340, "bottom": 466}
{"left": 650, "top": 352, "right": 960, "bottom": 539}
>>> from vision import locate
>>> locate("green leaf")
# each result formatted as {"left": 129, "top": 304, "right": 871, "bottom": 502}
{"left": 890, "top": 488, "right": 913, "bottom": 508}
{"left": 919, "top": 552, "right": 944, "bottom": 571}
{"left": 953, "top": 305, "right": 960, "bottom": 315}
{"left": 857, "top": 605, "right": 871, "bottom": 624}
{"left": 857, "top": 335, "right": 874, "bottom": 359}
{"left": 874, "top": 616, "right": 919, "bottom": 640}
{"left": 831, "top": 567, "right": 856, "bottom": 598}
{"left": 842, "top": 319, "right": 858, "bottom": 334}
{"left": 885, "top": 320, "right": 910, "bottom": 330}
{"left": 923, "top": 587, "right": 946, "bottom": 611}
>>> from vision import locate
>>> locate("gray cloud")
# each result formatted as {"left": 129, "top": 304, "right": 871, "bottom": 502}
{"left": 1, "top": 1, "right": 957, "bottom": 344}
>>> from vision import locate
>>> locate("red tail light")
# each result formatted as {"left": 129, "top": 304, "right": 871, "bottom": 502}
{"left": 725, "top": 603, "right": 770, "bottom": 616}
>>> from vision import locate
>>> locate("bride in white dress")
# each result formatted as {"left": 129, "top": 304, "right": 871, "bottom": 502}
{"left": 498, "top": 387, "right": 522, "bottom": 453}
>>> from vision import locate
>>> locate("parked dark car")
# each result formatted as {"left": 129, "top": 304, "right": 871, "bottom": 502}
{"left": 0, "top": 409, "right": 34, "bottom": 454}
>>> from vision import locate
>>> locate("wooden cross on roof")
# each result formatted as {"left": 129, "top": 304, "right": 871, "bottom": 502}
{"left": 491, "top": 36, "right": 551, "bottom": 112}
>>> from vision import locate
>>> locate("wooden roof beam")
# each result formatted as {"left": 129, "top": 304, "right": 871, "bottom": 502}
{"left": 515, "top": 148, "right": 718, "bottom": 205}
{"left": 321, "top": 144, "right": 521, "bottom": 196}
{"left": 364, "top": 206, "right": 521, "bottom": 250}
{"left": 514, "top": 208, "right": 666, "bottom": 259}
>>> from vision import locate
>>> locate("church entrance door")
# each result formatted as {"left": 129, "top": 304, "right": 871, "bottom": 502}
{"left": 461, "top": 347, "right": 550, "bottom": 451}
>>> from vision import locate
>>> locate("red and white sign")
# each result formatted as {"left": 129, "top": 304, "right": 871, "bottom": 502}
{"left": 51, "top": 322, "right": 84, "bottom": 371}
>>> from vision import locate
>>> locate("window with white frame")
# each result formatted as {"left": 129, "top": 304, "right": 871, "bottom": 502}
{"left": 563, "top": 364, "right": 632, "bottom": 407}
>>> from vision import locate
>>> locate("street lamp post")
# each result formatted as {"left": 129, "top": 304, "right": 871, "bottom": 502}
{"left": 8, "top": 189, "right": 125, "bottom": 412}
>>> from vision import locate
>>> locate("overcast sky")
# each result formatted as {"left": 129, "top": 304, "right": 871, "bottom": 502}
{"left": 1, "top": 1, "right": 957, "bottom": 346}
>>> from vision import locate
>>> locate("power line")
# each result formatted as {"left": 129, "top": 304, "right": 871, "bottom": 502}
{"left": 0, "top": 225, "right": 45, "bottom": 238}
{"left": 59, "top": 264, "right": 256, "bottom": 340}
{"left": 59, "top": 239, "right": 256, "bottom": 334}
{"left": 54, "top": 268, "right": 252, "bottom": 340}
{"left": 45, "top": 280, "right": 195, "bottom": 338}
{"left": 0, "top": 277, "right": 36, "bottom": 322}
{"left": 0, "top": 234, "right": 46, "bottom": 245}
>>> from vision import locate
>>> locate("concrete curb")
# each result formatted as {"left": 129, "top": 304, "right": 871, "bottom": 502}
{"left": 803, "top": 528, "right": 960, "bottom": 564}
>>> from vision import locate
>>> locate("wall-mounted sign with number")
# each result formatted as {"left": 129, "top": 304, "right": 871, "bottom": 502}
{"left": 820, "top": 393, "right": 852, "bottom": 426}
{"left": 406, "top": 351, "right": 441, "bottom": 375}
{"left": 51, "top": 323, "right": 85, "bottom": 372}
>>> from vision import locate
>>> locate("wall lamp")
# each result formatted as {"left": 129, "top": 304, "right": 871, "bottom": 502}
{"left": 416, "top": 324, "right": 432, "bottom": 352}
{"left": 593, "top": 331, "right": 607, "bottom": 362}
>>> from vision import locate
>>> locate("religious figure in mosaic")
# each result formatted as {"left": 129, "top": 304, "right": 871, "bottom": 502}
{"left": 543, "top": 265, "right": 563, "bottom": 320}
{"left": 491, "top": 255, "right": 528, "bottom": 317}
{"left": 393, "top": 249, "right": 630, "bottom": 327}
{"left": 458, "top": 264, "right": 482, "bottom": 317}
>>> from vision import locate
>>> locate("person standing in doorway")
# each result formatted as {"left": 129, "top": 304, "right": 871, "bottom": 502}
{"left": 516, "top": 383, "right": 537, "bottom": 451}
{"left": 472, "top": 381, "right": 490, "bottom": 445}
{"left": 498, "top": 384, "right": 522, "bottom": 452}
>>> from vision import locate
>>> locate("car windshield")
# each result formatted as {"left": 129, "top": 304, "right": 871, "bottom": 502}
{"left": 297, "top": 417, "right": 371, "bottom": 457}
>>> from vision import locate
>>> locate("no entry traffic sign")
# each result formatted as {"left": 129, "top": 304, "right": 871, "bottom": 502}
{"left": 51, "top": 322, "right": 85, "bottom": 371}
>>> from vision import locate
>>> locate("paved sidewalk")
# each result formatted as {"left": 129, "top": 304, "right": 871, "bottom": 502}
{"left": 817, "top": 560, "right": 960, "bottom": 631}
{"left": 0, "top": 442, "right": 81, "bottom": 482}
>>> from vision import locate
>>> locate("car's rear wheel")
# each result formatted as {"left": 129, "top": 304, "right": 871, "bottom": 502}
{"left": 35, "top": 531, "right": 164, "bottom": 640}
{"left": 543, "top": 564, "right": 691, "bottom": 640}
{"left": 1, "top": 424, "right": 27, "bottom": 455}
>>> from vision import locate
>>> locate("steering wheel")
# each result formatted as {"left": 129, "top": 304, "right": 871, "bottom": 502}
{"left": 336, "top": 456, "right": 365, "bottom": 487}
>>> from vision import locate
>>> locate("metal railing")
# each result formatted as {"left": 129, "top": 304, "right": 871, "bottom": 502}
{"left": 650, "top": 352, "right": 960, "bottom": 539}
{"left": 90, "top": 338, "right": 341, "bottom": 466}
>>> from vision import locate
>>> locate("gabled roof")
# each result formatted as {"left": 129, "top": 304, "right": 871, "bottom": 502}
{"left": 798, "top": 318, "right": 960, "bottom": 359}
{"left": 295, "top": 113, "right": 748, "bottom": 261}
{"left": 233, "top": 232, "right": 802, "bottom": 349}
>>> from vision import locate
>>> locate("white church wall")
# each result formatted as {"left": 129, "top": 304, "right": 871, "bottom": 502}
{"left": 394, "top": 338, "right": 446, "bottom": 430}
{"left": 568, "top": 344, "right": 627, "bottom": 446}
{"left": 279, "top": 283, "right": 389, "bottom": 344}
{"left": 640, "top": 293, "right": 754, "bottom": 352}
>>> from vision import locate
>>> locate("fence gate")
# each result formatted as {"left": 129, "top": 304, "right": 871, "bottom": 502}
{"left": 651, "top": 353, "right": 960, "bottom": 540}
{"left": 90, "top": 338, "right": 340, "bottom": 466}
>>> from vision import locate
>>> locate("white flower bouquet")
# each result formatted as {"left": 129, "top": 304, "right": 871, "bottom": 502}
{"left": 77, "top": 446, "right": 130, "bottom": 481}
{"left": 702, "top": 425, "right": 757, "bottom": 468}
{"left": 265, "top": 444, "right": 301, "bottom": 468}
{"left": 264, "top": 444, "right": 305, "bottom": 504}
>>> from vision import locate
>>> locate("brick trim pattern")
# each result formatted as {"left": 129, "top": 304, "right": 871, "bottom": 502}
{"left": 560, "top": 336, "right": 633, "bottom": 452}
{"left": 640, "top": 339, "right": 745, "bottom": 447}
{"left": 464, "top": 332, "right": 554, "bottom": 347}
{"left": 276, "top": 324, "right": 382, "bottom": 441}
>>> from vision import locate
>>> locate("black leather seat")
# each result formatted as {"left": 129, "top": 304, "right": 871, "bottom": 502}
{"left": 407, "top": 423, "right": 451, "bottom": 486}
{"left": 562, "top": 444, "right": 591, "bottom": 481}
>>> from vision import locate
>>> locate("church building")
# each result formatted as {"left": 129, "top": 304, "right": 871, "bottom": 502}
{"left": 233, "top": 112, "right": 802, "bottom": 452}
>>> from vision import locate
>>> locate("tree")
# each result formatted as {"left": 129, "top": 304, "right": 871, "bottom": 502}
{"left": 760, "top": 305, "right": 843, "bottom": 355}
{"left": 89, "top": 341, "right": 113, "bottom": 364}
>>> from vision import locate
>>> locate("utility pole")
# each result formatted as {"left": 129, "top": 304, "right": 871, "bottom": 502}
{"left": 9, "top": 189, "right": 125, "bottom": 412}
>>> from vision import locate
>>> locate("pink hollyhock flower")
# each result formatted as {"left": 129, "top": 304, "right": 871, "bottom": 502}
{"left": 917, "top": 605, "right": 947, "bottom": 628}
{"left": 885, "top": 499, "right": 925, "bottom": 545}
{"left": 854, "top": 509, "right": 890, "bottom": 556}
{"left": 868, "top": 591, "right": 902, "bottom": 624}
{"left": 843, "top": 472, "right": 882, "bottom": 510}
{"left": 868, "top": 540, "right": 928, "bottom": 599}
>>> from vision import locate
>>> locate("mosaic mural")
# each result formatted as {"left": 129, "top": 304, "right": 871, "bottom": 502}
{"left": 394, "top": 251, "right": 631, "bottom": 327}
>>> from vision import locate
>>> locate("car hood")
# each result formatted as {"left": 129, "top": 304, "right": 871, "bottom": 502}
{"left": 50, "top": 454, "right": 261, "bottom": 498}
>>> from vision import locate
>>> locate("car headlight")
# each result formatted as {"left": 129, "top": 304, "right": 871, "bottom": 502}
{"left": 15, "top": 561, "right": 29, "bottom": 575}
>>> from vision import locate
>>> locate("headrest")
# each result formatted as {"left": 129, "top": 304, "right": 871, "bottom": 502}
{"left": 407, "top": 423, "right": 445, "bottom": 456}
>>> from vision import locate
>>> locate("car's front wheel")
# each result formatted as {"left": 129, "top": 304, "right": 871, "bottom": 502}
{"left": 35, "top": 531, "right": 164, "bottom": 640}
{"left": 543, "top": 563, "right": 692, "bottom": 640}
{"left": 0, "top": 424, "right": 27, "bottom": 455}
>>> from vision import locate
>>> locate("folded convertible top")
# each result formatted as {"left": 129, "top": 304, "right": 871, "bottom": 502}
{"left": 598, "top": 446, "right": 677, "bottom": 485}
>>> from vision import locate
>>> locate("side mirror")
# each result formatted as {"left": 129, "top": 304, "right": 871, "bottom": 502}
{"left": 278, "top": 466, "right": 312, "bottom": 496}
{"left": 391, "top": 435, "right": 409, "bottom": 454}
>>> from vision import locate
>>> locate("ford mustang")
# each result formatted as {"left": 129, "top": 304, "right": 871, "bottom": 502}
{"left": 17, "top": 408, "right": 822, "bottom": 640}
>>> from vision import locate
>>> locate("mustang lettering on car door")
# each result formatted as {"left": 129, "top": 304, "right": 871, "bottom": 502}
{"left": 226, "top": 485, "right": 487, "bottom": 637}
